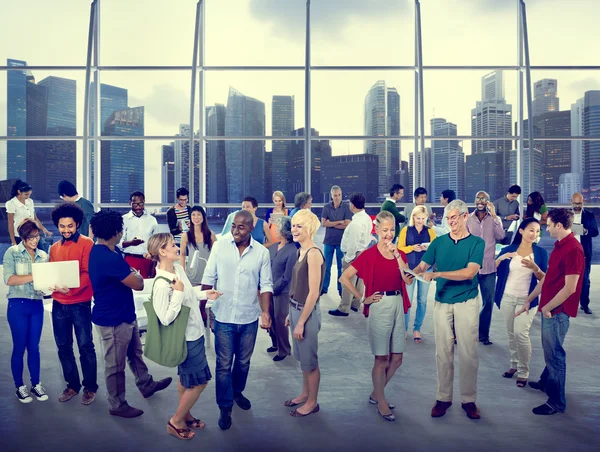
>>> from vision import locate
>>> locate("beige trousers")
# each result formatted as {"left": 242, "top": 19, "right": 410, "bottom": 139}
{"left": 337, "top": 260, "right": 365, "bottom": 313}
{"left": 499, "top": 293, "right": 537, "bottom": 379}
{"left": 433, "top": 295, "right": 481, "bottom": 404}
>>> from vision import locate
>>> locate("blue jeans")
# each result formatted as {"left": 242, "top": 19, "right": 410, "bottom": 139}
{"left": 405, "top": 279, "right": 431, "bottom": 332}
{"left": 52, "top": 300, "right": 98, "bottom": 393}
{"left": 540, "top": 312, "right": 570, "bottom": 412}
{"left": 323, "top": 244, "right": 343, "bottom": 294}
{"left": 478, "top": 273, "right": 496, "bottom": 341}
{"left": 214, "top": 319, "right": 258, "bottom": 409}
{"left": 580, "top": 256, "right": 592, "bottom": 309}
{"left": 7, "top": 298, "right": 44, "bottom": 388}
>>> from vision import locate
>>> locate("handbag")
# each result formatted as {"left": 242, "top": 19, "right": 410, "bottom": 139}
{"left": 143, "top": 276, "right": 191, "bottom": 367}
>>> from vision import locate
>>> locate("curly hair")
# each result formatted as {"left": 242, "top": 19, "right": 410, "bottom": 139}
{"left": 548, "top": 208, "right": 574, "bottom": 230}
{"left": 51, "top": 202, "right": 84, "bottom": 228}
{"left": 90, "top": 210, "right": 124, "bottom": 240}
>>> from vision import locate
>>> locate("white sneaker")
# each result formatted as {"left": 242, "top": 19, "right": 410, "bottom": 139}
{"left": 31, "top": 383, "right": 49, "bottom": 401}
{"left": 16, "top": 385, "right": 33, "bottom": 403}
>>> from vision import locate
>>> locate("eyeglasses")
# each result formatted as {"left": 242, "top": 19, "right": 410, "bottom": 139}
{"left": 131, "top": 202, "right": 145, "bottom": 207}
{"left": 445, "top": 213, "right": 466, "bottom": 222}
{"left": 25, "top": 235, "right": 41, "bottom": 241}
{"left": 475, "top": 197, "right": 489, "bottom": 202}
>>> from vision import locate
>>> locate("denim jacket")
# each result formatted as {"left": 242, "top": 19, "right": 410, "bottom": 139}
{"left": 3, "top": 243, "right": 48, "bottom": 300}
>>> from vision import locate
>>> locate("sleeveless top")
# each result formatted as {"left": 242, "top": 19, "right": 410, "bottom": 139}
{"left": 405, "top": 226, "right": 431, "bottom": 270}
{"left": 288, "top": 247, "right": 326, "bottom": 306}
{"left": 251, "top": 218, "right": 267, "bottom": 244}
{"left": 185, "top": 242, "right": 211, "bottom": 286}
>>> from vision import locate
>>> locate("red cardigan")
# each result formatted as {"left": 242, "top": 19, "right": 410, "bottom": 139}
{"left": 49, "top": 234, "right": 94, "bottom": 304}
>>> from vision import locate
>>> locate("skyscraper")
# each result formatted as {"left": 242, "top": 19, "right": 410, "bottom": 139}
{"left": 571, "top": 97, "right": 585, "bottom": 176}
{"left": 583, "top": 90, "right": 600, "bottom": 201}
{"left": 508, "top": 147, "right": 543, "bottom": 200}
{"left": 430, "top": 118, "right": 464, "bottom": 201}
{"left": 161, "top": 144, "right": 174, "bottom": 203}
{"left": 173, "top": 124, "right": 200, "bottom": 204}
{"left": 272, "top": 95, "right": 295, "bottom": 196}
{"left": 6, "top": 59, "right": 28, "bottom": 181}
{"left": 533, "top": 79, "right": 559, "bottom": 117}
{"left": 288, "top": 128, "right": 332, "bottom": 202}
{"left": 465, "top": 151, "right": 509, "bottom": 201}
{"left": 408, "top": 148, "right": 432, "bottom": 202}
{"left": 322, "top": 154, "right": 379, "bottom": 201}
{"left": 558, "top": 173, "right": 583, "bottom": 203}
{"left": 206, "top": 104, "right": 227, "bottom": 204}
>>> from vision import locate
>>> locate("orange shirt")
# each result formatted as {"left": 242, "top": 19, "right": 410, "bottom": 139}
{"left": 49, "top": 233, "right": 94, "bottom": 304}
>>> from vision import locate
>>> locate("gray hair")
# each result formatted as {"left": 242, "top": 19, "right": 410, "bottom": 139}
{"left": 446, "top": 199, "right": 468, "bottom": 215}
{"left": 273, "top": 215, "right": 293, "bottom": 243}
{"left": 294, "top": 192, "right": 312, "bottom": 209}
{"left": 330, "top": 185, "right": 341, "bottom": 194}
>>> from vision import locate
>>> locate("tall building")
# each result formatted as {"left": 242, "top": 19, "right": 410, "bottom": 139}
{"left": 271, "top": 95, "right": 295, "bottom": 196}
{"left": 161, "top": 144, "right": 174, "bottom": 203}
{"left": 6, "top": 59, "right": 28, "bottom": 181}
{"left": 206, "top": 104, "right": 227, "bottom": 204}
{"left": 558, "top": 173, "right": 583, "bottom": 203}
{"left": 571, "top": 97, "right": 585, "bottom": 175}
{"left": 430, "top": 118, "right": 464, "bottom": 201}
{"left": 508, "top": 148, "right": 543, "bottom": 201}
{"left": 24, "top": 82, "right": 48, "bottom": 201}
{"left": 583, "top": 91, "right": 600, "bottom": 201}
{"left": 322, "top": 154, "right": 379, "bottom": 202}
{"left": 264, "top": 151, "right": 273, "bottom": 201}
{"left": 465, "top": 151, "right": 510, "bottom": 201}
{"left": 288, "top": 128, "right": 332, "bottom": 203}
{"left": 173, "top": 124, "right": 200, "bottom": 204}
{"left": 364, "top": 81, "right": 401, "bottom": 196}
{"left": 533, "top": 79, "right": 559, "bottom": 117}
{"left": 399, "top": 160, "right": 411, "bottom": 200}
{"left": 408, "top": 148, "right": 432, "bottom": 202}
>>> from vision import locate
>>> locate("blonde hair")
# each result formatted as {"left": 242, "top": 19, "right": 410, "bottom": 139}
{"left": 409, "top": 205, "right": 429, "bottom": 227}
{"left": 147, "top": 232, "right": 174, "bottom": 264}
{"left": 272, "top": 190, "right": 286, "bottom": 208}
{"left": 292, "top": 209, "right": 320, "bottom": 238}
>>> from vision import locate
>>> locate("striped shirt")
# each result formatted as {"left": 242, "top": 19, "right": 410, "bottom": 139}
{"left": 174, "top": 207, "right": 190, "bottom": 243}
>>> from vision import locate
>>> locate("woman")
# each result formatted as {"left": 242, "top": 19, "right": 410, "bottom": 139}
{"left": 265, "top": 191, "right": 289, "bottom": 244}
{"left": 148, "top": 233, "right": 221, "bottom": 440}
{"left": 398, "top": 206, "right": 436, "bottom": 343}
{"left": 495, "top": 218, "right": 548, "bottom": 387}
{"left": 339, "top": 211, "right": 413, "bottom": 422}
{"left": 284, "top": 209, "right": 324, "bottom": 417}
{"left": 3, "top": 219, "right": 49, "bottom": 403}
{"left": 524, "top": 192, "right": 548, "bottom": 239}
{"left": 241, "top": 196, "right": 271, "bottom": 247}
{"left": 267, "top": 216, "right": 297, "bottom": 362}
{"left": 5, "top": 180, "right": 52, "bottom": 246}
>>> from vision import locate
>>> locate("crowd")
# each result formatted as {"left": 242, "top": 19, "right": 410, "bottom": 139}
{"left": 3, "top": 177, "right": 597, "bottom": 440}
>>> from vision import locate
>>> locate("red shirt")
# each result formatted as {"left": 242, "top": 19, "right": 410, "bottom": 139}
{"left": 49, "top": 233, "right": 94, "bottom": 304}
{"left": 539, "top": 233, "right": 584, "bottom": 318}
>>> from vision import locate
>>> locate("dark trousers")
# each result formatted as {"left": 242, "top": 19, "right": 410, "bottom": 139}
{"left": 580, "top": 256, "right": 592, "bottom": 309}
{"left": 268, "top": 294, "right": 292, "bottom": 357}
{"left": 539, "top": 313, "right": 570, "bottom": 412}
{"left": 478, "top": 272, "right": 496, "bottom": 342}
{"left": 323, "top": 244, "right": 343, "bottom": 294}
{"left": 52, "top": 300, "right": 98, "bottom": 393}
{"left": 214, "top": 319, "right": 258, "bottom": 409}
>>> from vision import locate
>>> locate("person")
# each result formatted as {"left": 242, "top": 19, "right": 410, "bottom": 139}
{"left": 220, "top": 197, "right": 272, "bottom": 247}
{"left": 284, "top": 209, "right": 325, "bottom": 417}
{"left": 405, "top": 187, "right": 434, "bottom": 231}
{"left": 265, "top": 191, "right": 289, "bottom": 243}
{"left": 57, "top": 180, "right": 95, "bottom": 239}
{"left": 201, "top": 210, "right": 273, "bottom": 431}
{"left": 380, "top": 184, "right": 406, "bottom": 240}
{"left": 321, "top": 185, "right": 353, "bottom": 297}
{"left": 267, "top": 216, "right": 297, "bottom": 362}
{"left": 517, "top": 208, "right": 584, "bottom": 415}
{"left": 432, "top": 189, "right": 455, "bottom": 237}
{"left": 412, "top": 200, "right": 485, "bottom": 420}
{"left": 3, "top": 219, "right": 49, "bottom": 403}
{"left": 524, "top": 191, "right": 548, "bottom": 240}
{"left": 6, "top": 179, "right": 52, "bottom": 247}
{"left": 89, "top": 210, "right": 172, "bottom": 418}
{"left": 494, "top": 218, "right": 548, "bottom": 388}
{"left": 339, "top": 210, "right": 413, "bottom": 422}
{"left": 398, "top": 205, "right": 436, "bottom": 342}
{"left": 49, "top": 203, "right": 98, "bottom": 405}
{"left": 493, "top": 185, "right": 522, "bottom": 245}
{"left": 466, "top": 191, "right": 505, "bottom": 346}
{"left": 119, "top": 191, "right": 159, "bottom": 278}
{"left": 329, "top": 192, "right": 373, "bottom": 316}
{"left": 571, "top": 192, "right": 598, "bottom": 315}
{"left": 289, "top": 192, "right": 313, "bottom": 218}
{"left": 148, "top": 233, "right": 221, "bottom": 440}
{"left": 167, "top": 187, "right": 192, "bottom": 245}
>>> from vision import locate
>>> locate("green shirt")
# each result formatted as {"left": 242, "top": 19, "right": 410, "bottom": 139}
{"left": 75, "top": 197, "right": 95, "bottom": 238}
{"left": 380, "top": 199, "right": 406, "bottom": 238}
{"left": 421, "top": 233, "right": 485, "bottom": 304}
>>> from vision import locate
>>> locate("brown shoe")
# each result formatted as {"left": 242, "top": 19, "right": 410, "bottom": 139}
{"left": 431, "top": 400, "right": 452, "bottom": 417}
{"left": 58, "top": 388, "right": 78, "bottom": 403}
{"left": 462, "top": 402, "right": 481, "bottom": 419}
{"left": 81, "top": 389, "right": 96, "bottom": 405}
{"left": 110, "top": 406, "right": 144, "bottom": 418}
{"left": 143, "top": 377, "right": 173, "bottom": 399}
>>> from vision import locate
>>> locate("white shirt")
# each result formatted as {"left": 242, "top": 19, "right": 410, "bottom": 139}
{"left": 119, "top": 210, "right": 159, "bottom": 255}
{"left": 201, "top": 233, "right": 273, "bottom": 325}
{"left": 341, "top": 210, "right": 373, "bottom": 264}
{"left": 153, "top": 265, "right": 207, "bottom": 341}
{"left": 573, "top": 212, "right": 582, "bottom": 243}
{"left": 5, "top": 197, "right": 35, "bottom": 238}
{"left": 504, "top": 254, "right": 534, "bottom": 298}
{"left": 433, "top": 205, "right": 450, "bottom": 237}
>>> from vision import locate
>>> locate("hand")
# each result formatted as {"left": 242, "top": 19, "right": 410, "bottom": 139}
{"left": 364, "top": 292, "right": 383, "bottom": 305}
{"left": 413, "top": 244, "right": 423, "bottom": 252}
{"left": 11, "top": 241, "right": 17, "bottom": 246}
{"left": 170, "top": 277, "right": 184, "bottom": 292}
{"left": 401, "top": 269, "right": 414, "bottom": 285}
{"left": 143, "top": 252, "right": 152, "bottom": 260}
{"left": 514, "top": 300, "right": 531, "bottom": 317}
{"left": 205, "top": 289, "right": 222, "bottom": 300}
{"left": 260, "top": 311, "right": 272, "bottom": 330}
{"left": 486, "top": 202, "right": 497, "bottom": 217}
{"left": 127, "top": 238, "right": 145, "bottom": 247}
{"left": 293, "top": 322, "right": 305, "bottom": 340}
{"left": 502, "top": 252, "right": 518, "bottom": 261}
{"left": 422, "top": 272, "right": 438, "bottom": 282}
{"left": 384, "top": 241, "right": 397, "bottom": 254}
{"left": 520, "top": 257, "right": 539, "bottom": 272}
{"left": 583, "top": 228, "right": 588, "bottom": 235}
{"left": 541, "top": 307, "right": 552, "bottom": 319}
{"left": 44, "top": 230, "right": 53, "bottom": 237}
{"left": 507, "top": 214, "right": 519, "bottom": 221}
{"left": 285, "top": 315, "right": 290, "bottom": 327}
{"left": 51, "top": 285, "right": 69, "bottom": 294}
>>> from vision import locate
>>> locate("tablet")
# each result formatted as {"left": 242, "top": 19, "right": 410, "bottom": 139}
{"left": 572, "top": 223, "right": 584, "bottom": 236}
{"left": 32, "top": 261, "right": 80, "bottom": 291}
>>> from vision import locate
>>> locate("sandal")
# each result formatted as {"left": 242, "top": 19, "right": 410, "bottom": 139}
{"left": 368, "top": 396, "right": 395, "bottom": 410}
{"left": 413, "top": 332, "right": 422, "bottom": 343}
{"left": 167, "top": 421, "right": 195, "bottom": 440}
{"left": 516, "top": 379, "right": 527, "bottom": 388}
{"left": 284, "top": 397, "right": 307, "bottom": 407}
{"left": 502, "top": 369, "right": 517, "bottom": 379}
{"left": 377, "top": 408, "right": 396, "bottom": 422}
{"left": 290, "top": 404, "right": 320, "bottom": 417}
{"left": 185, "top": 418, "right": 206, "bottom": 429}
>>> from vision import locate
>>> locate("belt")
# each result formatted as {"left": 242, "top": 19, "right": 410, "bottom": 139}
{"left": 289, "top": 298, "right": 319, "bottom": 311}
{"left": 124, "top": 253, "right": 145, "bottom": 259}
{"left": 379, "top": 290, "right": 401, "bottom": 296}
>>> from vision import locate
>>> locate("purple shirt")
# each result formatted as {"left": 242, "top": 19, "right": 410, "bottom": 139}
{"left": 466, "top": 211, "right": 505, "bottom": 275}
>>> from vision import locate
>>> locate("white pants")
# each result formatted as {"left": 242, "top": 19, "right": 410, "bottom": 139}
{"left": 433, "top": 296, "right": 481, "bottom": 404}
{"left": 499, "top": 293, "right": 537, "bottom": 379}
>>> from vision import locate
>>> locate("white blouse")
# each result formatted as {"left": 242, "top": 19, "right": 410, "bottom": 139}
{"left": 504, "top": 254, "right": 534, "bottom": 298}
{"left": 5, "top": 197, "right": 35, "bottom": 237}
{"left": 152, "top": 265, "right": 207, "bottom": 341}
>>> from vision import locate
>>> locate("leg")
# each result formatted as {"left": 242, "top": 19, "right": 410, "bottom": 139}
{"left": 454, "top": 296, "right": 480, "bottom": 404}
{"left": 513, "top": 299, "right": 537, "bottom": 380}
{"left": 170, "top": 379, "right": 207, "bottom": 434}
{"left": 214, "top": 320, "right": 236, "bottom": 409}
{"left": 413, "top": 280, "right": 431, "bottom": 332}
{"left": 125, "top": 321, "right": 155, "bottom": 395}
{"left": 580, "top": 256, "right": 591, "bottom": 310}
{"left": 268, "top": 295, "right": 277, "bottom": 349}
{"left": 274, "top": 294, "right": 291, "bottom": 356}
{"left": 499, "top": 294, "right": 519, "bottom": 373}
{"left": 97, "top": 323, "right": 131, "bottom": 411}
{"left": 335, "top": 245, "right": 344, "bottom": 295}
{"left": 232, "top": 320, "right": 259, "bottom": 397}
{"left": 287, "top": 309, "right": 309, "bottom": 404}
{"left": 337, "top": 260, "right": 355, "bottom": 313}
{"left": 372, "top": 356, "right": 392, "bottom": 414}
{"left": 385, "top": 353, "right": 404, "bottom": 387}
{"left": 478, "top": 273, "right": 496, "bottom": 342}
{"left": 404, "top": 280, "right": 416, "bottom": 332}
{"left": 322, "top": 244, "right": 335, "bottom": 294}
{"left": 541, "top": 313, "right": 570, "bottom": 412}
{"left": 433, "top": 301, "right": 455, "bottom": 402}
{"left": 52, "top": 301, "right": 82, "bottom": 392}
{"left": 26, "top": 301, "right": 44, "bottom": 387}
{"left": 7, "top": 299, "right": 28, "bottom": 388}
{"left": 71, "top": 302, "right": 98, "bottom": 392}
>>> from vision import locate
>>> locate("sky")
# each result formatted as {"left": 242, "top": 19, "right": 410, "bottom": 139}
{"left": 1, "top": 0, "right": 600, "bottom": 203}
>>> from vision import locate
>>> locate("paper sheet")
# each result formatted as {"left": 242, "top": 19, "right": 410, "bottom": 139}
{"left": 402, "top": 268, "right": 430, "bottom": 284}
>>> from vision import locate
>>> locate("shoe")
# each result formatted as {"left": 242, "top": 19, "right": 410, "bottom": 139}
{"left": 81, "top": 389, "right": 96, "bottom": 405}
{"left": 167, "top": 421, "right": 195, "bottom": 440}
{"left": 582, "top": 307, "right": 593, "bottom": 315}
{"left": 16, "top": 385, "right": 33, "bottom": 404}
{"left": 30, "top": 383, "right": 49, "bottom": 401}
{"left": 532, "top": 403, "right": 559, "bottom": 415}
{"left": 516, "top": 379, "right": 527, "bottom": 388}
{"left": 528, "top": 381, "right": 545, "bottom": 392}
{"left": 266, "top": 346, "right": 278, "bottom": 353}
{"left": 218, "top": 408, "right": 232, "bottom": 430}
{"left": 368, "top": 396, "right": 395, "bottom": 410}
{"left": 502, "top": 369, "right": 517, "bottom": 378}
{"left": 143, "top": 377, "right": 173, "bottom": 398}
{"left": 58, "top": 387, "right": 78, "bottom": 402}
{"left": 284, "top": 397, "right": 307, "bottom": 407}
{"left": 431, "top": 400, "right": 452, "bottom": 417}
{"left": 377, "top": 408, "right": 396, "bottom": 422}
{"left": 273, "top": 354, "right": 287, "bottom": 362}
{"left": 480, "top": 339, "right": 493, "bottom": 346}
{"left": 233, "top": 392, "right": 251, "bottom": 410}
{"left": 110, "top": 406, "right": 144, "bottom": 418}
{"left": 461, "top": 402, "right": 481, "bottom": 419}
{"left": 328, "top": 309, "right": 349, "bottom": 317}
{"left": 290, "top": 404, "right": 320, "bottom": 417}
{"left": 351, "top": 307, "right": 359, "bottom": 312}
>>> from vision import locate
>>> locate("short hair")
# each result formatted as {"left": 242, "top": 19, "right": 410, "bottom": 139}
{"left": 272, "top": 191, "right": 286, "bottom": 208}
{"left": 147, "top": 232, "right": 174, "bottom": 264}
{"left": 349, "top": 192, "right": 365, "bottom": 210}
{"left": 176, "top": 187, "right": 189, "bottom": 198}
{"left": 548, "top": 208, "right": 573, "bottom": 230}
{"left": 57, "top": 180, "right": 78, "bottom": 197}
{"left": 51, "top": 202, "right": 84, "bottom": 228}
{"left": 130, "top": 191, "right": 145, "bottom": 201}
{"left": 330, "top": 185, "right": 342, "bottom": 194}
{"left": 414, "top": 187, "right": 427, "bottom": 198}
{"left": 446, "top": 199, "right": 469, "bottom": 216}
{"left": 294, "top": 192, "right": 312, "bottom": 209}
{"left": 273, "top": 216, "right": 293, "bottom": 243}
{"left": 475, "top": 190, "right": 491, "bottom": 200}
{"left": 17, "top": 219, "right": 40, "bottom": 241}
{"left": 292, "top": 209, "right": 320, "bottom": 238}
{"left": 508, "top": 185, "right": 522, "bottom": 195}
{"left": 441, "top": 189, "right": 456, "bottom": 203}
{"left": 234, "top": 209, "right": 254, "bottom": 226}
{"left": 375, "top": 210, "right": 395, "bottom": 227}
{"left": 389, "top": 184, "right": 404, "bottom": 197}
{"left": 90, "top": 210, "right": 124, "bottom": 240}
{"left": 243, "top": 196, "right": 258, "bottom": 208}
{"left": 409, "top": 205, "right": 429, "bottom": 227}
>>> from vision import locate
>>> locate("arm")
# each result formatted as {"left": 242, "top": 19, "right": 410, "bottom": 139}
{"left": 34, "top": 213, "right": 51, "bottom": 236}
{"left": 341, "top": 223, "right": 357, "bottom": 263}
{"left": 539, "top": 205, "right": 548, "bottom": 225}
{"left": 333, "top": 219, "right": 351, "bottom": 229}
{"left": 339, "top": 264, "right": 362, "bottom": 301}
{"left": 179, "top": 232, "right": 188, "bottom": 269}
{"left": 432, "top": 262, "right": 481, "bottom": 281}
{"left": 541, "top": 275, "right": 580, "bottom": 317}
{"left": 394, "top": 250, "right": 413, "bottom": 286}
{"left": 62, "top": 242, "right": 93, "bottom": 298}
{"left": 412, "top": 260, "right": 432, "bottom": 274}
{"left": 200, "top": 244, "right": 219, "bottom": 290}
{"left": 3, "top": 249, "right": 33, "bottom": 286}
{"left": 258, "top": 251, "right": 274, "bottom": 329}
{"left": 397, "top": 227, "right": 414, "bottom": 254}
{"left": 262, "top": 221, "right": 273, "bottom": 247}
{"left": 585, "top": 212, "right": 599, "bottom": 237}
{"left": 121, "top": 270, "right": 144, "bottom": 291}
{"left": 386, "top": 203, "right": 406, "bottom": 225}
{"left": 272, "top": 248, "right": 296, "bottom": 296}
{"left": 7, "top": 213, "right": 16, "bottom": 245}
{"left": 493, "top": 216, "right": 506, "bottom": 240}
{"left": 167, "top": 208, "right": 181, "bottom": 236}
{"left": 293, "top": 249, "right": 324, "bottom": 339}
{"left": 152, "top": 283, "right": 184, "bottom": 326}
{"left": 515, "top": 275, "right": 546, "bottom": 316}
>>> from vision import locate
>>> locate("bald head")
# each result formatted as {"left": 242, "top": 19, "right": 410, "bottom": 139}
{"left": 571, "top": 192, "right": 584, "bottom": 213}
{"left": 234, "top": 209, "right": 253, "bottom": 226}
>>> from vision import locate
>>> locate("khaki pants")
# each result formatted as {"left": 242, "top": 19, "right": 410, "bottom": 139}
{"left": 337, "top": 260, "right": 364, "bottom": 313}
{"left": 499, "top": 293, "right": 537, "bottom": 379}
{"left": 433, "top": 296, "right": 481, "bottom": 404}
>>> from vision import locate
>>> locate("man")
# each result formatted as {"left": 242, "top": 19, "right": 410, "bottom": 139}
{"left": 571, "top": 192, "right": 598, "bottom": 315}
{"left": 119, "top": 191, "right": 159, "bottom": 278}
{"left": 433, "top": 189, "right": 456, "bottom": 236}
{"left": 329, "top": 192, "right": 372, "bottom": 316}
{"left": 493, "top": 185, "right": 521, "bottom": 245}
{"left": 167, "top": 187, "right": 192, "bottom": 244}
{"left": 89, "top": 210, "right": 171, "bottom": 418}
{"left": 517, "top": 208, "right": 584, "bottom": 415}
{"left": 289, "top": 192, "right": 313, "bottom": 218}
{"left": 466, "top": 191, "right": 505, "bottom": 345}
{"left": 380, "top": 184, "right": 406, "bottom": 240}
{"left": 413, "top": 199, "right": 485, "bottom": 420}
{"left": 49, "top": 203, "right": 97, "bottom": 405}
{"left": 405, "top": 187, "right": 434, "bottom": 231}
{"left": 201, "top": 210, "right": 273, "bottom": 431}
{"left": 58, "top": 180, "right": 95, "bottom": 239}
{"left": 321, "top": 186, "right": 353, "bottom": 297}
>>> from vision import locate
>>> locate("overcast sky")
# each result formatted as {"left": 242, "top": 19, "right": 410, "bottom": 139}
{"left": 1, "top": 0, "right": 599, "bottom": 203}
